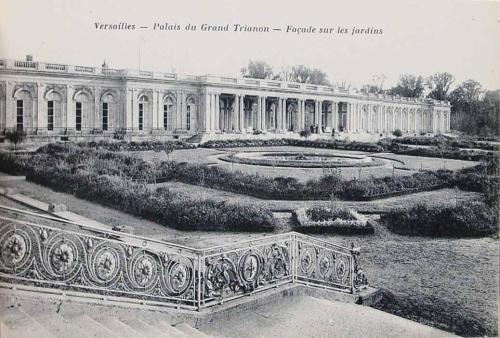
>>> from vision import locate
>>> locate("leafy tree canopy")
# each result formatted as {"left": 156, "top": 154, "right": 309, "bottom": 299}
{"left": 388, "top": 74, "right": 425, "bottom": 98}
{"left": 240, "top": 60, "right": 274, "bottom": 79}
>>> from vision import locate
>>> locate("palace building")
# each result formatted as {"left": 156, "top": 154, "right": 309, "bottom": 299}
{"left": 0, "top": 56, "right": 451, "bottom": 143}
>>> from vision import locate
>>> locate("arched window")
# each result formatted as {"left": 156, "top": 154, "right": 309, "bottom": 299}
{"left": 186, "top": 97, "right": 196, "bottom": 130}
{"left": 138, "top": 95, "right": 148, "bottom": 131}
{"left": 14, "top": 89, "right": 33, "bottom": 131}
{"left": 101, "top": 93, "right": 115, "bottom": 131}
{"left": 16, "top": 100, "right": 23, "bottom": 130}
{"left": 45, "top": 90, "right": 62, "bottom": 132}
{"left": 163, "top": 96, "right": 174, "bottom": 130}
{"left": 74, "top": 92, "right": 90, "bottom": 132}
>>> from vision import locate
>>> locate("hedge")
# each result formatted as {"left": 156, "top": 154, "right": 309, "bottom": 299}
{"left": 381, "top": 201, "right": 497, "bottom": 237}
{"left": 200, "top": 138, "right": 384, "bottom": 152}
{"left": 393, "top": 135, "right": 497, "bottom": 151}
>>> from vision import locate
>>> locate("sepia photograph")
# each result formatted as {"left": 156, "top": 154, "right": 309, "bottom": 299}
{"left": 0, "top": 0, "right": 498, "bottom": 337}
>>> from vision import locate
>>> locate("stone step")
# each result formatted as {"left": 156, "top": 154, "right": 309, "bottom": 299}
{"left": 121, "top": 318, "right": 171, "bottom": 338}
{"left": 174, "top": 322, "right": 211, "bottom": 338}
{"left": 27, "top": 311, "right": 89, "bottom": 338}
{"left": 0, "top": 307, "right": 54, "bottom": 338}
{"left": 97, "top": 317, "right": 145, "bottom": 338}
{"left": 68, "top": 314, "right": 120, "bottom": 338}
{"left": 143, "top": 319, "right": 187, "bottom": 337}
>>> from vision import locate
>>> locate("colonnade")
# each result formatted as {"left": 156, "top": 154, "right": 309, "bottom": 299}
{"left": 201, "top": 93, "right": 451, "bottom": 134}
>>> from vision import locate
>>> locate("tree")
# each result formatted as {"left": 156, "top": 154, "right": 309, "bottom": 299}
{"left": 6, "top": 129, "right": 27, "bottom": 151}
{"left": 388, "top": 74, "right": 425, "bottom": 98}
{"left": 240, "top": 60, "right": 274, "bottom": 79}
{"left": 392, "top": 129, "right": 402, "bottom": 138}
{"left": 449, "top": 79, "right": 482, "bottom": 104}
{"left": 362, "top": 74, "right": 386, "bottom": 94}
{"left": 426, "top": 72, "right": 454, "bottom": 101}
{"left": 287, "top": 65, "right": 329, "bottom": 85}
{"left": 449, "top": 80, "right": 498, "bottom": 136}
{"left": 273, "top": 66, "right": 292, "bottom": 81}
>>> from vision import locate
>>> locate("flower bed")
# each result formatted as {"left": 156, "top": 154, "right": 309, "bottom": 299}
{"left": 218, "top": 152, "right": 385, "bottom": 168}
{"left": 293, "top": 207, "right": 374, "bottom": 235}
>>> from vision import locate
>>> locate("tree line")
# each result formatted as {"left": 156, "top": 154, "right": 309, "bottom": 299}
{"left": 241, "top": 60, "right": 498, "bottom": 137}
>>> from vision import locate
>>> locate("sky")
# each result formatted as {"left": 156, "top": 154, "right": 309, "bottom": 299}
{"left": 1, "top": 0, "right": 499, "bottom": 91}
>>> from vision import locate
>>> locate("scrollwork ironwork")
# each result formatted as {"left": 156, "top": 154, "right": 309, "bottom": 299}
{"left": 0, "top": 215, "right": 370, "bottom": 311}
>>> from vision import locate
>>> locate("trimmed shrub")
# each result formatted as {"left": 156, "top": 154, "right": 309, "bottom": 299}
{"left": 381, "top": 201, "right": 498, "bottom": 237}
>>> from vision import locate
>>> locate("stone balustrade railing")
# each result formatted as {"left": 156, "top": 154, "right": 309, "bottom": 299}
{"left": 0, "top": 204, "right": 368, "bottom": 311}
{"left": 0, "top": 58, "right": 450, "bottom": 106}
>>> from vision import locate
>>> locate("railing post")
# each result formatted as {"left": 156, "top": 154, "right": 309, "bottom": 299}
{"left": 292, "top": 233, "right": 298, "bottom": 284}
{"left": 197, "top": 251, "right": 202, "bottom": 311}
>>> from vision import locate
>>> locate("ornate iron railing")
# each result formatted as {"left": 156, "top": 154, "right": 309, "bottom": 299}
{"left": 0, "top": 206, "right": 368, "bottom": 311}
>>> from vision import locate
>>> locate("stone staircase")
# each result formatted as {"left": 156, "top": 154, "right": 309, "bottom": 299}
{"left": 0, "top": 297, "right": 211, "bottom": 338}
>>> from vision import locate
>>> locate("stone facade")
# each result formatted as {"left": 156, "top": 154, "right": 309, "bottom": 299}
{"left": 0, "top": 57, "right": 451, "bottom": 142}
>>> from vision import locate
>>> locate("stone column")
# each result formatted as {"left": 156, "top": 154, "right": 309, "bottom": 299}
{"left": 345, "top": 103, "right": 350, "bottom": 132}
{"left": 209, "top": 93, "right": 214, "bottom": 131}
{"left": 379, "top": 107, "right": 383, "bottom": 132}
{"left": 256, "top": 96, "right": 262, "bottom": 131}
{"left": 125, "top": 88, "right": 134, "bottom": 132}
{"left": 239, "top": 95, "right": 244, "bottom": 132}
{"left": 232, "top": 95, "right": 239, "bottom": 131}
{"left": 214, "top": 94, "right": 220, "bottom": 131}
{"left": 302, "top": 99, "right": 306, "bottom": 130}
{"left": 297, "top": 99, "right": 303, "bottom": 131}
{"left": 203, "top": 92, "right": 209, "bottom": 132}
{"left": 317, "top": 100, "right": 323, "bottom": 133}
{"left": 152, "top": 90, "right": 158, "bottom": 131}
{"left": 352, "top": 103, "right": 357, "bottom": 132}
{"left": 331, "top": 102, "right": 336, "bottom": 131}
{"left": 277, "top": 98, "right": 283, "bottom": 132}
{"left": 399, "top": 109, "right": 404, "bottom": 131}
{"left": 262, "top": 96, "right": 268, "bottom": 131}
{"left": 296, "top": 99, "right": 301, "bottom": 131}
{"left": 65, "top": 85, "right": 74, "bottom": 132}
{"left": 35, "top": 83, "right": 43, "bottom": 133}
{"left": 5, "top": 82, "right": 14, "bottom": 129}
{"left": 413, "top": 110, "right": 417, "bottom": 133}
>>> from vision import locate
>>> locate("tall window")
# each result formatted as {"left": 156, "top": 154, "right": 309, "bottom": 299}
{"left": 76, "top": 102, "right": 82, "bottom": 131}
{"left": 186, "top": 106, "right": 191, "bottom": 130}
{"left": 47, "top": 101, "right": 54, "bottom": 131}
{"left": 138, "top": 103, "right": 144, "bottom": 131}
{"left": 16, "top": 100, "right": 23, "bottom": 130}
{"left": 163, "top": 104, "right": 169, "bottom": 129}
{"left": 102, "top": 102, "right": 108, "bottom": 131}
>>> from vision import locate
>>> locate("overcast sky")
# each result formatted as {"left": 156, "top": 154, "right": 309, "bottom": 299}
{"left": 1, "top": 0, "right": 499, "bottom": 90}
